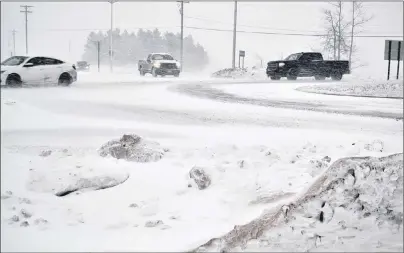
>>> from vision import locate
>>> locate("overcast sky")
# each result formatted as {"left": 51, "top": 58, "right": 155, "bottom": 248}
{"left": 1, "top": 1, "right": 403, "bottom": 77}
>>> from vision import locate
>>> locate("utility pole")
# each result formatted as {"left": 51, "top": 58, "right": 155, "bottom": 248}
{"left": 11, "top": 29, "right": 17, "bottom": 56}
{"left": 177, "top": 1, "right": 189, "bottom": 72}
{"left": 108, "top": 0, "right": 116, "bottom": 73}
{"left": 232, "top": 1, "right": 237, "bottom": 69}
{"left": 20, "top": 5, "right": 33, "bottom": 55}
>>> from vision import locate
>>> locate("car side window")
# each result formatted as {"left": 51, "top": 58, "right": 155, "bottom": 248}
{"left": 26, "top": 57, "right": 45, "bottom": 66}
{"left": 43, "top": 57, "right": 64, "bottom": 65}
{"left": 300, "top": 54, "right": 312, "bottom": 61}
{"left": 311, "top": 53, "right": 323, "bottom": 61}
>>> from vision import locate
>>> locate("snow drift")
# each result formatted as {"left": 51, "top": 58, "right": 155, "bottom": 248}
{"left": 192, "top": 153, "right": 403, "bottom": 252}
{"left": 296, "top": 80, "right": 403, "bottom": 99}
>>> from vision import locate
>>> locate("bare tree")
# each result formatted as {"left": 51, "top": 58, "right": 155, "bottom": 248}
{"left": 348, "top": 1, "right": 373, "bottom": 69}
{"left": 321, "top": 1, "right": 350, "bottom": 60}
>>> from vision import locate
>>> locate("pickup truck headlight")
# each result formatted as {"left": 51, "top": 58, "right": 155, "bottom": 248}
{"left": 279, "top": 63, "right": 285, "bottom": 67}
{"left": 153, "top": 62, "right": 161, "bottom": 68}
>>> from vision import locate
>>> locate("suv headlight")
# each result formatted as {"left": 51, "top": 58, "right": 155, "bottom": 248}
{"left": 176, "top": 62, "right": 181, "bottom": 68}
{"left": 279, "top": 63, "right": 285, "bottom": 67}
{"left": 153, "top": 62, "right": 161, "bottom": 68}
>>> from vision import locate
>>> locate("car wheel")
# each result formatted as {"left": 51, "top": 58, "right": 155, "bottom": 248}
{"left": 286, "top": 69, "right": 298, "bottom": 80}
{"left": 270, "top": 76, "right": 281, "bottom": 80}
{"left": 151, "top": 68, "right": 158, "bottom": 77}
{"left": 58, "top": 73, "right": 73, "bottom": 86}
{"left": 5, "top": 74, "right": 22, "bottom": 87}
{"left": 315, "top": 75, "right": 326, "bottom": 81}
{"left": 139, "top": 68, "right": 145, "bottom": 76}
{"left": 174, "top": 73, "right": 180, "bottom": 77}
{"left": 331, "top": 73, "right": 343, "bottom": 81}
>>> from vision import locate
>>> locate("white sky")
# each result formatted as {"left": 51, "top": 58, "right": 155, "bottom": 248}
{"left": 1, "top": 1, "right": 403, "bottom": 77}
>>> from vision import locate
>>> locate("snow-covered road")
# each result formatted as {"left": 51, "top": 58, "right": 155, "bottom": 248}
{"left": 1, "top": 76, "right": 402, "bottom": 251}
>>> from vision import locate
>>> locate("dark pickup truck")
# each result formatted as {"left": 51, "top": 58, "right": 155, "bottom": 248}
{"left": 266, "top": 52, "right": 350, "bottom": 81}
{"left": 138, "top": 53, "right": 181, "bottom": 77}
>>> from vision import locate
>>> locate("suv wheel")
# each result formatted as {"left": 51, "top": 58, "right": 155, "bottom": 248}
{"left": 151, "top": 68, "right": 158, "bottom": 77}
{"left": 331, "top": 73, "right": 343, "bottom": 81}
{"left": 58, "top": 73, "right": 72, "bottom": 86}
{"left": 6, "top": 74, "right": 22, "bottom": 87}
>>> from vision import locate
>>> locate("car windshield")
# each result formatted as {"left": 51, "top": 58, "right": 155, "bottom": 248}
{"left": 152, "top": 54, "right": 174, "bottom": 60}
{"left": 284, "top": 53, "right": 302, "bottom": 61}
{"left": 1, "top": 56, "right": 29, "bottom": 66}
{"left": 77, "top": 61, "right": 87, "bottom": 66}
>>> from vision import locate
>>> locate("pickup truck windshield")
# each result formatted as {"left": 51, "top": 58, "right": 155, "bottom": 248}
{"left": 1, "top": 56, "right": 29, "bottom": 66}
{"left": 284, "top": 53, "right": 302, "bottom": 61}
{"left": 152, "top": 54, "right": 174, "bottom": 60}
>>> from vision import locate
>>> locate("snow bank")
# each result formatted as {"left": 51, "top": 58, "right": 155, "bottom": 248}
{"left": 296, "top": 80, "right": 403, "bottom": 99}
{"left": 211, "top": 68, "right": 266, "bottom": 80}
{"left": 192, "top": 153, "right": 403, "bottom": 252}
{"left": 98, "top": 134, "right": 167, "bottom": 162}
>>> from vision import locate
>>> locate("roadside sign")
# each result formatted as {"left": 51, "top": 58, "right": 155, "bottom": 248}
{"left": 384, "top": 40, "right": 403, "bottom": 61}
{"left": 239, "top": 50, "right": 245, "bottom": 57}
{"left": 385, "top": 40, "right": 403, "bottom": 80}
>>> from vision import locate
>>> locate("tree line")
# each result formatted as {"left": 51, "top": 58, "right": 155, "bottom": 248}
{"left": 82, "top": 28, "right": 209, "bottom": 70}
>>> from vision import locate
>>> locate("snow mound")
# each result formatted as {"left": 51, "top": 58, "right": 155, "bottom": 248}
{"left": 296, "top": 80, "right": 403, "bottom": 99}
{"left": 192, "top": 153, "right": 403, "bottom": 252}
{"left": 98, "top": 134, "right": 166, "bottom": 162}
{"left": 212, "top": 68, "right": 249, "bottom": 79}
{"left": 27, "top": 168, "right": 129, "bottom": 197}
{"left": 55, "top": 174, "right": 130, "bottom": 197}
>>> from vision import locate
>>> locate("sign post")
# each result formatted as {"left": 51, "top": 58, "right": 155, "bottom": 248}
{"left": 397, "top": 41, "right": 401, "bottom": 80}
{"left": 384, "top": 40, "right": 403, "bottom": 80}
{"left": 239, "top": 50, "right": 245, "bottom": 69}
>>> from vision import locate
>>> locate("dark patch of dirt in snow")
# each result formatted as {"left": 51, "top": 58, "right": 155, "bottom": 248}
{"left": 191, "top": 153, "right": 403, "bottom": 252}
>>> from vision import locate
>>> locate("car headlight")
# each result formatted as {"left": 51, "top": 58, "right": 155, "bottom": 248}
{"left": 279, "top": 63, "right": 285, "bottom": 67}
{"left": 153, "top": 62, "right": 161, "bottom": 68}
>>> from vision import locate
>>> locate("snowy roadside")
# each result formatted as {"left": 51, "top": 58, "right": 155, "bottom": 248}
{"left": 193, "top": 153, "right": 403, "bottom": 252}
{"left": 296, "top": 80, "right": 403, "bottom": 99}
{"left": 1, "top": 80, "right": 403, "bottom": 252}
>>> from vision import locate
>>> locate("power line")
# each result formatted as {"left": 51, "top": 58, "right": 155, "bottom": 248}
{"left": 33, "top": 25, "right": 402, "bottom": 38}
{"left": 184, "top": 25, "right": 403, "bottom": 38}
{"left": 20, "top": 5, "right": 33, "bottom": 55}
{"left": 184, "top": 15, "right": 323, "bottom": 33}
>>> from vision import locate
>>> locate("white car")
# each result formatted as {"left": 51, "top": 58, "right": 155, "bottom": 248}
{"left": 1, "top": 56, "right": 77, "bottom": 87}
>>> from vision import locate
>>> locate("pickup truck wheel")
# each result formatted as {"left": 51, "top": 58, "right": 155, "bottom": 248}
{"left": 331, "top": 73, "right": 343, "bottom": 81}
{"left": 315, "top": 75, "right": 326, "bottom": 81}
{"left": 151, "top": 68, "right": 158, "bottom": 77}
{"left": 5, "top": 74, "right": 22, "bottom": 87}
{"left": 286, "top": 69, "right": 298, "bottom": 80}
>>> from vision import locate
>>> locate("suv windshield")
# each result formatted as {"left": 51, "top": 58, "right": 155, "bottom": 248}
{"left": 284, "top": 53, "right": 302, "bottom": 61}
{"left": 1, "top": 56, "right": 29, "bottom": 66}
{"left": 152, "top": 54, "right": 174, "bottom": 60}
